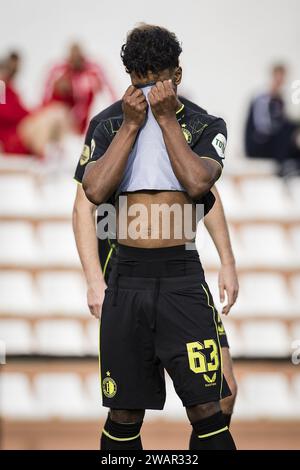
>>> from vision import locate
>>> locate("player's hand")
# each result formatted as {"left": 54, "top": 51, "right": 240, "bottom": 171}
{"left": 148, "top": 80, "right": 179, "bottom": 125}
{"left": 218, "top": 262, "right": 239, "bottom": 315}
{"left": 122, "top": 85, "right": 148, "bottom": 130}
{"left": 87, "top": 279, "right": 107, "bottom": 319}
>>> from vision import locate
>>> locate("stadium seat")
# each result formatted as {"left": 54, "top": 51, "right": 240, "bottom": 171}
{"left": 232, "top": 385, "right": 255, "bottom": 420}
{"left": 36, "top": 272, "right": 87, "bottom": 316}
{"left": 219, "top": 319, "right": 243, "bottom": 357}
{"left": 197, "top": 228, "right": 220, "bottom": 267}
{"left": 216, "top": 178, "right": 245, "bottom": 219}
{"left": 37, "top": 222, "right": 80, "bottom": 266}
{"left": 239, "top": 224, "right": 295, "bottom": 268}
{"left": 225, "top": 157, "right": 277, "bottom": 177}
{"left": 0, "top": 272, "right": 38, "bottom": 315}
{"left": 200, "top": 224, "right": 244, "bottom": 268}
{"left": 34, "top": 373, "right": 89, "bottom": 417}
{"left": 291, "top": 375, "right": 300, "bottom": 417}
{"left": 0, "top": 320, "right": 33, "bottom": 354}
{"left": 85, "top": 320, "right": 100, "bottom": 355}
{"left": 84, "top": 373, "right": 106, "bottom": 418}
{"left": 289, "top": 227, "right": 300, "bottom": 266}
{"left": 203, "top": 272, "right": 220, "bottom": 307}
{"left": 291, "top": 322, "right": 300, "bottom": 353}
{"left": 240, "top": 321, "right": 290, "bottom": 356}
{"left": 35, "top": 320, "right": 86, "bottom": 355}
{"left": 242, "top": 373, "right": 295, "bottom": 418}
{"left": 291, "top": 275, "right": 300, "bottom": 312}
{"left": 287, "top": 177, "right": 300, "bottom": 216}
{"left": 163, "top": 375, "right": 186, "bottom": 420}
{"left": 0, "top": 373, "right": 37, "bottom": 418}
{"left": 38, "top": 176, "right": 77, "bottom": 217}
{"left": 237, "top": 273, "right": 294, "bottom": 316}
{"left": 239, "top": 177, "right": 294, "bottom": 220}
{"left": 0, "top": 222, "right": 37, "bottom": 265}
{"left": 0, "top": 174, "right": 38, "bottom": 216}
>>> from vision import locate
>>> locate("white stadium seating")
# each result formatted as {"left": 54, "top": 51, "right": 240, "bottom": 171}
{"left": 36, "top": 272, "right": 87, "bottom": 316}
{"left": 0, "top": 373, "right": 37, "bottom": 418}
{"left": 38, "top": 176, "right": 77, "bottom": 217}
{"left": 0, "top": 319, "right": 33, "bottom": 354}
{"left": 34, "top": 320, "right": 86, "bottom": 355}
{"left": 216, "top": 178, "right": 245, "bottom": 220}
{"left": 2, "top": 370, "right": 300, "bottom": 420}
{"left": 85, "top": 319, "right": 100, "bottom": 355}
{"left": 0, "top": 272, "right": 38, "bottom": 314}
{"left": 239, "top": 177, "right": 295, "bottom": 221}
{"left": 0, "top": 222, "right": 38, "bottom": 265}
{"left": 0, "top": 175, "right": 39, "bottom": 217}
{"left": 84, "top": 373, "right": 106, "bottom": 418}
{"left": 36, "top": 222, "right": 80, "bottom": 267}
{"left": 241, "top": 320, "right": 290, "bottom": 357}
{"left": 240, "top": 373, "right": 296, "bottom": 418}
{"left": 290, "top": 227, "right": 300, "bottom": 265}
{"left": 34, "top": 373, "right": 89, "bottom": 418}
{"left": 239, "top": 224, "right": 296, "bottom": 268}
{"left": 236, "top": 273, "right": 295, "bottom": 316}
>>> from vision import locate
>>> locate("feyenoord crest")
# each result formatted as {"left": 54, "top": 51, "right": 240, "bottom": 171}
{"left": 181, "top": 125, "right": 192, "bottom": 144}
{"left": 102, "top": 371, "right": 117, "bottom": 398}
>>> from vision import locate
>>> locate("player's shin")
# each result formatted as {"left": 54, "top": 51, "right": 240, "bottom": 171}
{"left": 100, "top": 413, "right": 143, "bottom": 450}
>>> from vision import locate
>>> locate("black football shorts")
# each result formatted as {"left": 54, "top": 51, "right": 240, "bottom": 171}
{"left": 99, "top": 244, "right": 231, "bottom": 410}
{"left": 99, "top": 240, "right": 229, "bottom": 349}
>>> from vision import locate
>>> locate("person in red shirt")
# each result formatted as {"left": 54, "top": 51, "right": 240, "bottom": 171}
{"left": 0, "top": 51, "right": 71, "bottom": 158}
{"left": 0, "top": 52, "right": 31, "bottom": 155}
{"left": 43, "top": 43, "right": 117, "bottom": 134}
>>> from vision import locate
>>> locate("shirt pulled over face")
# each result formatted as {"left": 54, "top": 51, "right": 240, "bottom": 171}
{"left": 118, "top": 85, "right": 185, "bottom": 195}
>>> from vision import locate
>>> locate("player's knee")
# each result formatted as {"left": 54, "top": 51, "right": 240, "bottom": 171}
{"left": 110, "top": 409, "right": 145, "bottom": 424}
{"left": 186, "top": 401, "right": 221, "bottom": 423}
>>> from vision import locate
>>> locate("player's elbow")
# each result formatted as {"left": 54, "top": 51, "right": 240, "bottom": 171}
{"left": 187, "top": 174, "right": 217, "bottom": 200}
{"left": 82, "top": 180, "right": 102, "bottom": 205}
{"left": 187, "top": 163, "right": 221, "bottom": 199}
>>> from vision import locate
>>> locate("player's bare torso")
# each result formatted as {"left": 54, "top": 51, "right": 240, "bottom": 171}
{"left": 116, "top": 190, "right": 196, "bottom": 248}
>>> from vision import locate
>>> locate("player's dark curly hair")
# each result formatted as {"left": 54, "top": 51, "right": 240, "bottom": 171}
{"left": 120, "top": 23, "right": 182, "bottom": 77}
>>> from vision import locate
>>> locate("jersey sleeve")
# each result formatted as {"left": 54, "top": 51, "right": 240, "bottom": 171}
{"left": 192, "top": 118, "right": 227, "bottom": 169}
{"left": 74, "top": 118, "right": 99, "bottom": 184}
{"left": 89, "top": 120, "right": 111, "bottom": 163}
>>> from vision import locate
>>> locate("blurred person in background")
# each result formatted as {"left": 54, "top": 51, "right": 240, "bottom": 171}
{"left": 245, "top": 64, "right": 300, "bottom": 177}
{"left": 0, "top": 51, "right": 31, "bottom": 155}
{"left": 43, "top": 43, "right": 117, "bottom": 134}
{"left": 0, "top": 50, "right": 71, "bottom": 158}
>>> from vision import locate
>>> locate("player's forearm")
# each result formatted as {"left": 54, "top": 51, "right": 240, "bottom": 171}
{"left": 72, "top": 201, "right": 104, "bottom": 285}
{"left": 204, "top": 186, "right": 235, "bottom": 265}
{"left": 160, "top": 117, "right": 221, "bottom": 199}
{"left": 82, "top": 122, "right": 139, "bottom": 204}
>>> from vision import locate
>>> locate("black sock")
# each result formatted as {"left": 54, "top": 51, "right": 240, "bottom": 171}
{"left": 100, "top": 414, "right": 143, "bottom": 450}
{"left": 189, "top": 411, "right": 236, "bottom": 450}
{"left": 223, "top": 413, "right": 232, "bottom": 428}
